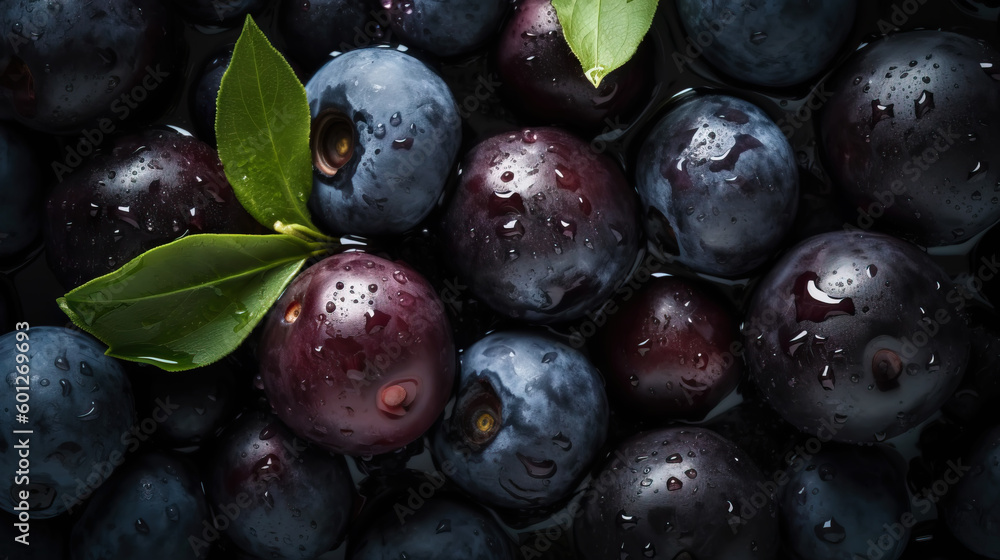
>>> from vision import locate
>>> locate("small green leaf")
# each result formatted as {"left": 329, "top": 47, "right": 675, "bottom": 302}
{"left": 58, "top": 234, "right": 323, "bottom": 372}
{"left": 216, "top": 16, "right": 316, "bottom": 232}
{"left": 552, "top": 0, "right": 659, "bottom": 87}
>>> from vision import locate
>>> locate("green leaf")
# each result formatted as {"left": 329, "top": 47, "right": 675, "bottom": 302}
{"left": 58, "top": 234, "right": 323, "bottom": 372}
{"left": 552, "top": 0, "right": 659, "bottom": 87}
{"left": 216, "top": 16, "right": 317, "bottom": 232}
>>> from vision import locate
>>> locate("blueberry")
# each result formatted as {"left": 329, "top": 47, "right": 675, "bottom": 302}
{"left": 779, "top": 444, "right": 910, "bottom": 560}
{"left": 70, "top": 452, "right": 209, "bottom": 560}
{"left": 431, "top": 331, "right": 609, "bottom": 509}
{"left": 442, "top": 127, "right": 640, "bottom": 323}
{"left": 126, "top": 359, "right": 242, "bottom": 449}
{"left": 0, "top": 123, "right": 42, "bottom": 259}
{"left": 675, "top": 0, "right": 857, "bottom": 87}
{"left": 574, "top": 426, "right": 779, "bottom": 559}
{"left": 495, "top": 0, "right": 650, "bottom": 129}
{"left": 384, "top": 0, "right": 508, "bottom": 58}
{"left": 636, "top": 93, "right": 799, "bottom": 277}
{"left": 44, "top": 127, "right": 263, "bottom": 289}
{"left": 743, "top": 230, "right": 970, "bottom": 443}
{"left": 190, "top": 46, "right": 233, "bottom": 146}
{"left": 944, "top": 424, "right": 1000, "bottom": 558}
{"left": 820, "top": 30, "right": 1000, "bottom": 246}
{"left": 258, "top": 253, "right": 456, "bottom": 456}
{"left": 0, "top": 0, "right": 182, "bottom": 134}
{"left": 168, "top": 0, "right": 268, "bottom": 26}
{"left": 349, "top": 495, "right": 516, "bottom": 560}
{"left": 305, "top": 47, "right": 462, "bottom": 236}
{"left": 0, "top": 327, "right": 136, "bottom": 519}
{"left": 206, "top": 409, "right": 355, "bottom": 560}
{"left": 279, "top": 0, "right": 385, "bottom": 73}
{"left": 595, "top": 275, "right": 743, "bottom": 421}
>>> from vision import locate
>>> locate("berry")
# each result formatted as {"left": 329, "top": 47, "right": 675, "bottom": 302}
{"left": 0, "top": 0, "right": 181, "bottom": 134}
{"left": 70, "top": 452, "right": 209, "bottom": 560}
{"left": 574, "top": 426, "right": 780, "bottom": 560}
{"left": 349, "top": 495, "right": 516, "bottom": 559}
{"left": 744, "top": 230, "right": 970, "bottom": 443}
{"left": 442, "top": 127, "right": 640, "bottom": 323}
{"left": 305, "top": 47, "right": 462, "bottom": 236}
{"left": 44, "top": 127, "right": 262, "bottom": 289}
{"left": 384, "top": 0, "right": 508, "bottom": 58}
{"left": 495, "top": 0, "right": 650, "bottom": 129}
{"left": 190, "top": 45, "right": 233, "bottom": 146}
{"left": 126, "top": 359, "right": 243, "bottom": 448}
{"left": 820, "top": 30, "right": 1000, "bottom": 246}
{"left": 778, "top": 444, "right": 911, "bottom": 560}
{"left": 258, "top": 252, "right": 455, "bottom": 456}
{"left": 636, "top": 93, "right": 799, "bottom": 277}
{"left": 278, "top": 0, "right": 385, "bottom": 73}
{"left": 675, "top": 0, "right": 857, "bottom": 87}
{"left": 206, "top": 409, "right": 355, "bottom": 559}
{"left": 0, "top": 327, "right": 135, "bottom": 519}
{"left": 596, "top": 275, "right": 743, "bottom": 421}
{"left": 431, "top": 331, "right": 609, "bottom": 509}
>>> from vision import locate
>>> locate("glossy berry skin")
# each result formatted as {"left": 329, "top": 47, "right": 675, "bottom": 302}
{"left": 126, "top": 359, "right": 241, "bottom": 448}
{"left": 349, "top": 495, "right": 516, "bottom": 560}
{"left": 636, "top": 94, "right": 799, "bottom": 277}
{"left": 259, "top": 253, "right": 455, "bottom": 456}
{"left": 279, "top": 0, "right": 383, "bottom": 73}
{"left": 744, "top": 230, "right": 970, "bottom": 444}
{"left": 431, "top": 331, "right": 609, "bottom": 510}
{"left": 305, "top": 48, "right": 462, "bottom": 236}
{"left": 70, "top": 452, "right": 209, "bottom": 560}
{"left": 0, "top": 327, "right": 135, "bottom": 519}
{"left": 384, "top": 0, "right": 508, "bottom": 58}
{"left": 442, "top": 127, "right": 640, "bottom": 324}
{"left": 0, "top": 123, "right": 42, "bottom": 259}
{"left": 596, "top": 275, "right": 742, "bottom": 421}
{"left": 574, "top": 427, "right": 779, "bottom": 560}
{"left": 168, "top": 0, "right": 268, "bottom": 26}
{"left": 495, "top": 0, "right": 650, "bottom": 129}
{"left": 206, "top": 410, "right": 355, "bottom": 560}
{"left": 44, "top": 127, "right": 262, "bottom": 289}
{"left": 820, "top": 30, "right": 1000, "bottom": 246}
{"left": 675, "top": 0, "right": 856, "bottom": 87}
{"left": 779, "top": 444, "right": 910, "bottom": 560}
{"left": 944, "top": 424, "right": 1000, "bottom": 558}
{"left": 0, "top": 0, "right": 181, "bottom": 134}
{"left": 190, "top": 46, "right": 233, "bottom": 146}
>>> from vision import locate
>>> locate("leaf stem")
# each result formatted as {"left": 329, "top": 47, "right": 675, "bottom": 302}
{"left": 274, "top": 221, "right": 340, "bottom": 244}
